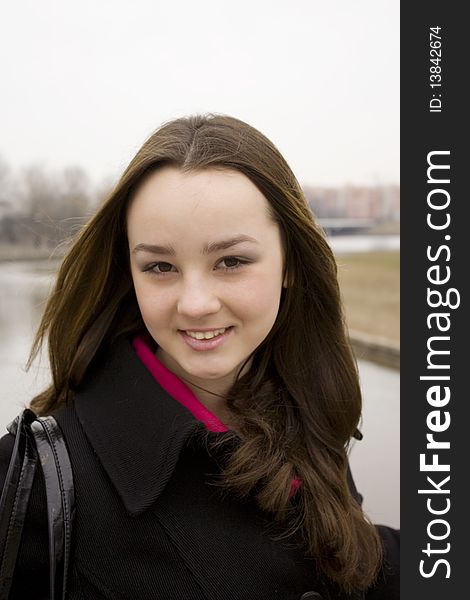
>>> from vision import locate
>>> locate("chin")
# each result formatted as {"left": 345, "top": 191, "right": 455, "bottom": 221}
{"left": 184, "top": 360, "right": 235, "bottom": 380}
{"left": 188, "top": 367, "right": 232, "bottom": 380}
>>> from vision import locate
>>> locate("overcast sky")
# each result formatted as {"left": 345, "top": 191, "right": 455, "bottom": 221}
{"left": 0, "top": 1, "right": 399, "bottom": 188}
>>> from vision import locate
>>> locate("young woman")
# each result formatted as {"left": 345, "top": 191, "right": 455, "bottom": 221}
{"left": 0, "top": 114, "right": 399, "bottom": 599}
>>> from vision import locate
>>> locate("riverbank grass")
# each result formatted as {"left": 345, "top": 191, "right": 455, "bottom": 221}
{"left": 336, "top": 250, "right": 400, "bottom": 344}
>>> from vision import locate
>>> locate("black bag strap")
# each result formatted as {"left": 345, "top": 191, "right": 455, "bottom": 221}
{"left": 0, "top": 410, "right": 38, "bottom": 599}
{"left": 0, "top": 409, "right": 75, "bottom": 600}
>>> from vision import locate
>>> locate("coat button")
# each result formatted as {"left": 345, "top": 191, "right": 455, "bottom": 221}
{"left": 299, "top": 593, "right": 323, "bottom": 600}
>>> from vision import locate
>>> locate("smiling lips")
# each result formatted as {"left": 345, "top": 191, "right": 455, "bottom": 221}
{"left": 184, "top": 328, "right": 229, "bottom": 340}
{"left": 179, "top": 327, "right": 234, "bottom": 351}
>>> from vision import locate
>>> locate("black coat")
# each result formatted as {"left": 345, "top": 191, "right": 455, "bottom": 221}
{"left": 0, "top": 338, "right": 399, "bottom": 600}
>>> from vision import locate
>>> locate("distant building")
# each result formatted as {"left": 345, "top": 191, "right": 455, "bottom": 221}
{"left": 302, "top": 184, "right": 400, "bottom": 222}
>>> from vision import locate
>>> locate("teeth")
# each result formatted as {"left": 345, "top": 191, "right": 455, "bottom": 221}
{"left": 185, "top": 328, "right": 228, "bottom": 340}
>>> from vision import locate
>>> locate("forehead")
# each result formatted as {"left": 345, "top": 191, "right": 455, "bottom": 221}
{"left": 126, "top": 166, "right": 274, "bottom": 236}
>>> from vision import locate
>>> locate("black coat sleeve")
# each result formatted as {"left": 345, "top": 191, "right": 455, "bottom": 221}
{"left": 347, "top": 464, "right": 400, "bottom": 599}
{"left": 0, "top": 432, "right": 50, "bottom": 599}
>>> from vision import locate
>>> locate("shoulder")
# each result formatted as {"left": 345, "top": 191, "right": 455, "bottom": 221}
{"left": 0, "top": 404, "right": 75, "bottom": 493}
{"left": 364, "top": 525, "right": 400, "bottom": 600}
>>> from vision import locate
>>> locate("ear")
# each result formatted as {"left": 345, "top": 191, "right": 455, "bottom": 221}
{"left": 282, "top": 272, "right": 291, "bottom": 288}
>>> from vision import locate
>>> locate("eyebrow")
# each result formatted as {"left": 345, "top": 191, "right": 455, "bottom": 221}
{"left": 132, "top": 234, "right": 259, "bottom": 256}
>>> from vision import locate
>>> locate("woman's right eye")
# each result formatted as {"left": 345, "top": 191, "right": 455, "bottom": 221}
{"left": 144, "top": 262, "right": 175, "bottom": 275}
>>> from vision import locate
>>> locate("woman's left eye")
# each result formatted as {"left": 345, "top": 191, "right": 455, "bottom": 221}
{"left": 218, "top": 257, "right": 248, "bottom": 271}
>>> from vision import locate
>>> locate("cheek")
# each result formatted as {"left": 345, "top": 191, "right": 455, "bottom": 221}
{"left": 132, "top": 279, "right": 168, "bottom": 325}
{"left": 234, "top": 272, "right": 283, "bottom": 322}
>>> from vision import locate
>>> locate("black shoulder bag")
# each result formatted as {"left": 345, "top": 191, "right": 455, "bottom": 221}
{"left": 0, "top": 408, "right": 75, "bottom": 600}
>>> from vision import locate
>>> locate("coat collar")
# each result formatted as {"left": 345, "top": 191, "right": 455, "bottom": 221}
{"left": 72, "top": 336, "right": 222, "bottom": 517}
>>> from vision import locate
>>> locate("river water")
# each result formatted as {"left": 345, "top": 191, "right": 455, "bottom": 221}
{"left": 0, "top": 251, "right": 399, "bottom": 528}
{"left": 329, "top": 233, "right": 400, "bottom": 254}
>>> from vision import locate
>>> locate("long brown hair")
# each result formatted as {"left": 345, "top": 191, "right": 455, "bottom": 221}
{"left": 28, "top": 114, "right": 382, "bottom": 593}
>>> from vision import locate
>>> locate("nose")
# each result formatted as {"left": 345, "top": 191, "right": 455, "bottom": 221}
{"left": 176, "top": 274, "right": 222, "bottom": 319}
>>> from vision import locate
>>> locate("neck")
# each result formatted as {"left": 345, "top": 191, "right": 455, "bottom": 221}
{"left": 183, "top": 379, "right": 234, "bottom": 425}
{"left": 155, "top": 348, "right": 252, "bottom": 431}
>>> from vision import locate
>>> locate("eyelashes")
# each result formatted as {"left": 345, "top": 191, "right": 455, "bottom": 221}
{"left": 142, "top": 256, "right": 251, "bottom": 277}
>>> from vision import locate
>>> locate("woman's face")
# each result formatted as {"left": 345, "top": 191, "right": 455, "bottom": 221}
{"left": 127, "top": 166, "right": 285, "bottom": 393}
